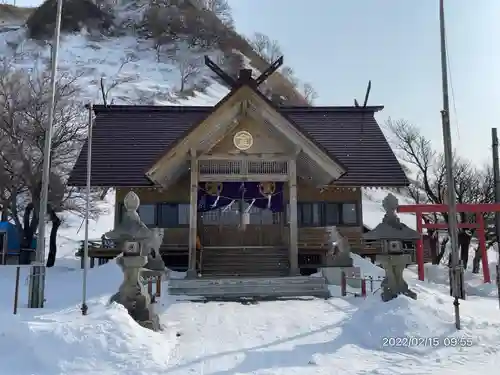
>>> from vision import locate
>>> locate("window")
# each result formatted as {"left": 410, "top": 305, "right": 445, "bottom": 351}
{"left": 177, "top": 204, "right": 190, "bottom": 226}
{"left": 298, "top": 203, "right": 321, "bottom": 227}
{"left": 324, "top": 203, "right": 340, "bottom": 225}
{"left": 138, "top": 204, "right": 157, "bottom": 227}
{"left": 294, "top": 202, "right": 358, "bottom": 227}
{"left": 158, "top": 204, "right": 178, "bottom": 227}
{"left": 341, "top": 203, "right": 357, "bottom": 225}
{"left": 202, "top": 209, "right": 221, "bottom": 225}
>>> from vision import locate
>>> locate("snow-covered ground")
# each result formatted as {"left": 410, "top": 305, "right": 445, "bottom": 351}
{"left": 1, "top": 191, "right": 500, "bottom": 374}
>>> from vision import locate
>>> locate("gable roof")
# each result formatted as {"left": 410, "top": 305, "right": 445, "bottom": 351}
{"left": 68, "top": 105, "right": 409, "bottom": 188}
{"left": 146, "top": 83, "right": 346, "bottom": 187}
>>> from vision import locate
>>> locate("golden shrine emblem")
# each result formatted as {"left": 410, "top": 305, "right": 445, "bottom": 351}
{"left": 259, "top": 182, "right": 276, "bottom": 196}
{"left": 233, "top": 130, "right": 253, "bottom": 151}
{"left": 205, "top": 182, "right": 223, "bottom": 196}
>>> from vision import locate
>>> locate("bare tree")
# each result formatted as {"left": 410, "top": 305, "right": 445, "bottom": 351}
{"left": 385, "top": 118, "right": 493, "bottom": 269}
{"left": 99, "top": 55, "right": 135, "bottom": 106}
{"left": 249, "top": 32, "right": 282, "bottom": 64}
{"left": 144, "top": 0, "right": 223, "bottom": 54}
{"left": 0, "top": 57, "right": 101, "bottom": 266}
{"left": 300, "top": 82, "right": 318, "bottom": 104}
{"left": 198, "top": 0, "right": 233, "bottom": 26}
{"left": 281, "top": 66, "right": 298, "bottom": 87}
{"left": 165, "top": 41, "right": 204, "bottom": 93}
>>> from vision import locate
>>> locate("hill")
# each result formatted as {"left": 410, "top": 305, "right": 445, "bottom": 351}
{"left": 0, "top": 0, "right": 308, "bottom": 106}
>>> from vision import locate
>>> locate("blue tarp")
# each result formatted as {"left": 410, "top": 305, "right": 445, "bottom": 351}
{"left": 0, "top": 222, "right": 37, "bottom": 253}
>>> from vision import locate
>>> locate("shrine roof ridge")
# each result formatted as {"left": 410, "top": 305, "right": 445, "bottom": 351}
{"left": 85, "top": 104, "right": 385, "bottom": 113}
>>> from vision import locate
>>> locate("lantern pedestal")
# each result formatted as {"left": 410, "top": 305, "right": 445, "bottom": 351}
{"left": 110, "top": 253, "right": 161, "bottom": 331}
{"left": 376, "top": 253, "right": 417, "bottom": 302}
{"left": 105, "top": 192, "right": 162, "bottom": 331}
{"left": 364, "top": 193, "right": 420, "bottom": 303}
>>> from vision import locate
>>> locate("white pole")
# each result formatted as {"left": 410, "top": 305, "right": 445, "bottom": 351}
{"left": 491, "top": 128, "right": 500, "bottom": 309}
{"left": 82, "top": 103, "right": 93, "bottom": 316}
{"left": 439, "top": 0, "right": 463, "bottom": 329}
{"left": 28, "top": 0, "right": 64, "bottom": 309}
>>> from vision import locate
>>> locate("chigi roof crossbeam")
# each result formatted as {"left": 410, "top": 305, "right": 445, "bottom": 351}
{"left": 204, "top": 55, "right": 284, "bottom": 88}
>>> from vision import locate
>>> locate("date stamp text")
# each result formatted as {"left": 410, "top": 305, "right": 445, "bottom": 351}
{"left": 382, "top": 335, "right": 474, "bottom": 348}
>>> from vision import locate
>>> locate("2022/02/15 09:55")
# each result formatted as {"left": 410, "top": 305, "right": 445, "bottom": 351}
{"left": 381, "top": 335, "right": 474, "bottom": 348}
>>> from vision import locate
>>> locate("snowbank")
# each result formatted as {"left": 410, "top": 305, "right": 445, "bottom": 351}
{"left": 0, "top": 203, "right": 499, "bottom": 373}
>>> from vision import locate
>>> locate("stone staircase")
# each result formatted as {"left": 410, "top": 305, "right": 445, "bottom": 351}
{"left": 168, "top": 276, "right": 330, "bottom": 299}
{"left": 200, "top": 246, "right": 290, "bottom": 278}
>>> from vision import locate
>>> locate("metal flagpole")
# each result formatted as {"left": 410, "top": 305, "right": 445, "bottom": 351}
{"left": 439, "top": 0, "right": 463, "bottom": 330}
{"left": 28, "top": 0, "right": 64, "bottom": 309}
{"left": 82, "top": 103, "right": 93, "bottom": 316}
{"left": 491, "top": 128, "right": 500, "bottom": 309}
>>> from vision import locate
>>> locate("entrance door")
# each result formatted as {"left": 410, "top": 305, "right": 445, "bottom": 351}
{"left": 200, "top": 201, "right": 283, "bottom": 247}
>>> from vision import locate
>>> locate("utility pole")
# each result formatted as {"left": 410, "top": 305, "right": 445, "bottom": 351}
{"left": 81, "top": 104, "right": 93, "bottom": 316}
{"left": 439, "top": 0, "right": 463, "bottom": 330}
{"left": 491, "top": 128, "right": 500, "bottom": 309}
{"left": 28, "top": 0, "right": 64, "bottom": 309}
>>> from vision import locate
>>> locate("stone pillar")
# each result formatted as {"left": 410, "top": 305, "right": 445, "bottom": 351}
{"left": 110, "top": 252, "right": 161, "bottom": 331}
{"left": 288, "top": 158, "right": 299, "bottom": 275}
{"left": 376, "top": 253, "right": 417, "bottom": 302}
{"left": 187, "top": 148, "right": 198, "bottom": 278}
{"left": 105, "top": 192, "right": 162, "bottom": 331}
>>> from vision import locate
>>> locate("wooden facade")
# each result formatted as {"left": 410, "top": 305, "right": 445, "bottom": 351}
{"left": 114, "top": 183, "right": 368, "bottom": 275}
{"left": 108, "top": 84, "right": 378, "bottom": 278}
{"left": 70, "top": 63, "right": 410, "bottom": 278}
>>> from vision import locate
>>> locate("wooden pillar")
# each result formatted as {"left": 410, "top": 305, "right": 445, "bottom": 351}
{"left": 288, "top": 158, "right": 299, "bottom": 275}
{"left": 187, "top": 148, "right": 198, "bottom": 278}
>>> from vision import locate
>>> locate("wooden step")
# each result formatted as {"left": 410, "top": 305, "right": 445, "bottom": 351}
{"left": 202, "top": 255, "right": 289, "bottom": 260}
{"left": 201, "top": 247, "right": 290, "bottom": 277}
{"left": 169, "top": 286, "right": 329, "bottom": 299}
{"left": 201, "top": 268, "right": 289, "bottom": 275}
{"left": 200, "top": 271, "right": 290, "bottom": 278}
{"left": 202, "top": 255, "right": 289, "bottom": 263}
{"left": 202, "top": 260, "right": 289, "bottom": 266}
{"left": 168, "top": 276, "right": 330, "bottom": 299}
{"left": 203, "top": 248, "right": 287, "bottom": 253}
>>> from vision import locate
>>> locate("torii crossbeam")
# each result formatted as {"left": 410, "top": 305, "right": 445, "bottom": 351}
{"left": 397, "top": 203, "right": 500, "bottom": 283}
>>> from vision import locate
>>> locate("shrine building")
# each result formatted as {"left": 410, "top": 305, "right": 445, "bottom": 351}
{"left": 68, "top": 57, "right": 409, "bottom": 278}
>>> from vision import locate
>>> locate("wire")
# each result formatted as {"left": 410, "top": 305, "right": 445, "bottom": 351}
{"left": 444, "top": 29, "right": 461, "bottom": 140}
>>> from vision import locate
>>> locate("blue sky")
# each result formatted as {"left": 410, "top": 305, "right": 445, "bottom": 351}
{"left": 13, "top": 0, "right": 500, "bottom": 165}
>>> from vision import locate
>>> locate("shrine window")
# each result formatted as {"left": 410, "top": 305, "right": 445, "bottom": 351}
{"left": 324, "top": 203, "right": 340, "bottom": 225}
{"left": 296, "top": 202, "right": 359, "bottom": 227}
{"left": 340, "top": 203, "right": 358, "bottom": 225}
{"left": 297, "top": 203, "right": 322, "bottom": 227}
{"left": 138, "top": 204, "right": 157, "bottom": 227}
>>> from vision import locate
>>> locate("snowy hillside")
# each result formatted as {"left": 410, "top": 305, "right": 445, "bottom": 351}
{"left": 0, "top": 3, "right": 256, "bottom": 108}
{"left": 0, "top": 1, "right": 307, "bottom": 108}
{"left": 0, "top": 29, "right": 227, "bottom": 106}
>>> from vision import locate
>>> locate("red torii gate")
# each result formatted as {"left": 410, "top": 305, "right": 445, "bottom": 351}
{"left": 397, "top": 203, "right": 500, "bottom": 283}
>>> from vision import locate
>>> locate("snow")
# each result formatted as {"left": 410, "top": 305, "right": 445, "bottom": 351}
{"left": 1, "top": 258, "right": 500, "bottom": 374}
{"left": 1, "top": 194, "right": 500, "bottom": 374}
{"left": 0, "top": 24, "right": 230, "bottom": 107}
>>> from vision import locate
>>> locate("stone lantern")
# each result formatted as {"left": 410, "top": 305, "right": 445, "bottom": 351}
{"left": 363, "top": 193, "right": 419, "bottom": 302}
{"left": 105, "top": 191, "right": 161, "bottom": 331}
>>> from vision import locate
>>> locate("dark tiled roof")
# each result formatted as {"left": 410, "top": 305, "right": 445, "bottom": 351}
{"left": 68, "top": 105, "right": 409, "bottom": 187}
